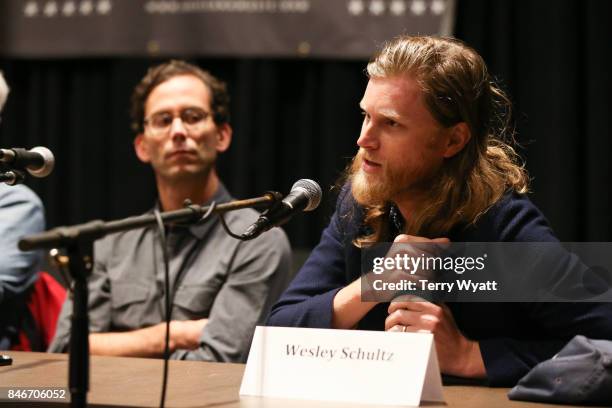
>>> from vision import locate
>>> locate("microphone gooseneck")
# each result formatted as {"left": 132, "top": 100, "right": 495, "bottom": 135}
{"left": 0, "top": 146, "right": 55, "bottom": 177}
{"left": 241, "top": 179, "right": 322, "bottom": 240}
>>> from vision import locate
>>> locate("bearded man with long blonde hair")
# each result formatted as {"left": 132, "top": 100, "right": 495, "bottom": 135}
{"left": 267, "top": 35, "right": 612, "bottom": 386}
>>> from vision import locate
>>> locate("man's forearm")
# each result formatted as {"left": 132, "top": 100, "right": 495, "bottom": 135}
{"left": 332, "top": 278, "right": 378, "bottom": 329}
{"left": 89, "top": 323, "right": 169, "bottom": 358}
{"left": 88, "top": 319, "right": 208, "bottom": 358}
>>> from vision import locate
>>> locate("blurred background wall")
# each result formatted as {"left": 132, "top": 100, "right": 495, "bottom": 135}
{"left": 0, "top": 0, "right": 610, "bottom": 250}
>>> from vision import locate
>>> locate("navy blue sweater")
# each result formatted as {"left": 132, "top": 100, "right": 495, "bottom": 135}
{"left": 267, "top": 188, "right": 612, "bottom": 386}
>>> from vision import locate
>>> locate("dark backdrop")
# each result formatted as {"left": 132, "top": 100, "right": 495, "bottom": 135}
{"left": 1, "top": 0, "right": 610, "bottom": 248}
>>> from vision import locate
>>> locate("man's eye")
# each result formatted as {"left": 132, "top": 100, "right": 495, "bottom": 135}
{"left": 152, "top": 114, "right": 173, "bottom": 127}
{"left": 182, "top": 109, "right": 206, "bottom": 124}
{"left": 386, "top": 119, "right": 398, "bottom": 127}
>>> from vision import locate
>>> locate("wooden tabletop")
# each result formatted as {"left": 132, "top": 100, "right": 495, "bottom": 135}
{"left": 0, "top": 351, "right": 585, "bottom": 408}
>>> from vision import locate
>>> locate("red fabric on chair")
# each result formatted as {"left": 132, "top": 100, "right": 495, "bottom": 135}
{"left": 11, "top": 272, "right": 67, "bottom": 351}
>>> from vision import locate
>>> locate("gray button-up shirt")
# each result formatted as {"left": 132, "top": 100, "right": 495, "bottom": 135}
{"left": 49, "top": 184, "right": 292, "bottom": 362}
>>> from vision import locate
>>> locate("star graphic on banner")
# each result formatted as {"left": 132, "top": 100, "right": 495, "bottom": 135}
{"left": 347, "top": 0, "right": 364, "bottom": 16}
{"left": 431, "top": 0, "right": 446, "bottom": 15}
{"left": 80, "top": 0, "right": 94, "bottom": 15}
{"left": 410, "top": 0, "right": 427, "bottom": 16}
{"left": 43, "top": 1, "right": 58, "bottom": 17}
{"left": 62, "top": 1, "right": 76, "bottom": 16}
{"left": 24, "top": 1, "right": 39, "bottom": 17}
{"left": 97, "top": 0, "right": 112, "bottom": 15}
{"left": 390, "top": 0, "right": 407, "bottom": 16}
{"left": 369, "top": 0, "right": 385, "bottom": 16}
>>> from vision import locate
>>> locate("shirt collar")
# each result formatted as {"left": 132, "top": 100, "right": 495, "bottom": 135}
{"left": 389, "top": 204, "right": 405, "bottom": 235}
{"left": 188, "top": 182, "right": 233, "bottom": 240}
{"left": 153, "top": 182, "right": 233, "bottom": 240}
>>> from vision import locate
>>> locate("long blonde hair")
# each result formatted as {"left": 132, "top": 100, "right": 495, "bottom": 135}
{"left": 353, "top": 36, "right": 528, "bottom": 247}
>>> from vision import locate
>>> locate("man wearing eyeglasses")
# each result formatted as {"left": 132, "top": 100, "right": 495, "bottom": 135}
{"left": 49, "top": 61, "right": 292, "bottom": 362}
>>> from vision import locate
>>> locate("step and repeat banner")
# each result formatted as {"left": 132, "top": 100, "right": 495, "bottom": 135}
{"left": 0, "top": 0, "right": 455, "bottom": 58}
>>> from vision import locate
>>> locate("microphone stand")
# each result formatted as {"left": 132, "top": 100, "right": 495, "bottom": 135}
{"left": 66, "top": 240, "right": 92, "bottom": 408}
{"left": 18, "top": 192, "right": 281, "bottom": 408}
{"left": 0, "top": 169, "right": 26, "bottom": 185}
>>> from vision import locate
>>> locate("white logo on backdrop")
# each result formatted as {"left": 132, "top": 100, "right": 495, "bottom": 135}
{"left": 79, "top": 0, "right": 93, "bottom": 15}
{"left": 142, "top": 1, "right": 310, "bottom": 14}
{"left": 369, "top": 0, "right": 385, "bottom": 16}
{"left": 347, "top": 0, "right": 447, "bottom": 17}
{"left": 430, "top": 0, "right": 446, "bottom": 15}
{"left": 23, "top": 1, "right": 113, "bottom": 17}
{"left": 97, "top": 0, "right": 112, "bottom": 14}
{"left": 43, "top": 1, "right": 58, "bottom": 17}
{"left": 347, "top": 0, "right": 365, "bottom": 15}
{"left": 410, "top": 0, "right": 426, "bottom": 16}
{"left": 62, "top": 1, "right": 76, "bottom": 16}
{"left": 389, "top": 0, "right": 406, "bottom": 16}
{"left": 24, "top": 1, "right": 39, "bottom": 17}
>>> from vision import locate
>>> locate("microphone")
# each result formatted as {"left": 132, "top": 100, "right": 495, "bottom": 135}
{"left": 0, "top": 169, "right": 26, "bottom": 186}
{"left": 0, "top": 147, "right": 55, "bottom": 177}
{"left": 242, "top": 179, "right": 322, "bottom": 240}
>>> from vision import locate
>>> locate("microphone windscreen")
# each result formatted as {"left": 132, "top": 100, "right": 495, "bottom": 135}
{"left": 291, "top": 179, "right": 322, "bottom": 211}
{"left": 28, "top": 146, "right": 55, "bottom": 177}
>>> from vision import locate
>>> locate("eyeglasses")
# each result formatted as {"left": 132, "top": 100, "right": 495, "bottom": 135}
{"left": 144, "top": 107, "right": 211, "bottom": 134}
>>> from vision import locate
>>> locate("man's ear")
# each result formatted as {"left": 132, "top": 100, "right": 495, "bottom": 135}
{"left": 134, "top": 134, "right": 151, "bottom": 163}
{"left": 215, "top": 123, "right": 232, "bottom": 153}
{"left": 443, "top": 122, "right": 471, "bottom": 158}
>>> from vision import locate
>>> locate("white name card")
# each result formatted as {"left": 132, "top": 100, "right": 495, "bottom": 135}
{"left": 240, "top": 326, "right": 444, "bottom": 406}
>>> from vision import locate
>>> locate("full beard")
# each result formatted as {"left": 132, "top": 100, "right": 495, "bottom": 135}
{"left": 350, "top": 151, "right": 405, "bottom": 206}
{"left": 349, "top": 150, "right": 437, "bottom": 207}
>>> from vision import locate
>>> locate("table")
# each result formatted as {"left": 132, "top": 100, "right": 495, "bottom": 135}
{"left": 0, "top": 351, "right": 588, "bottom": 407}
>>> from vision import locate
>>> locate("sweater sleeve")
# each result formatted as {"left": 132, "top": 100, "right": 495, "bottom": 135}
{"left": 473, "top": 194, "right": 612, "bottom": 386}
{"left": 267, "top": 187, "right": 359, "bottom": 328}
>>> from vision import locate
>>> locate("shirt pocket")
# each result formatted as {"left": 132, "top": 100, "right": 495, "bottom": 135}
{"left": 110, "top": 282, "right": 150, "bottom": 329}
{"left": 172, "top": 283, "right": 218, "bottom": 319}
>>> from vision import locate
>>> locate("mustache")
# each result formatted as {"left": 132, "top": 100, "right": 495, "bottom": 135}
{"left": 350, "top": 151, "right": 363, "bottom": 175}
{"left": 351, "top": 149, "right": 381, "bottom": 171}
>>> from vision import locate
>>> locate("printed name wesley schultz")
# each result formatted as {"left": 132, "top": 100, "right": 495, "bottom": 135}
{"left": 285, "top": 345, "right": 394, "bottom": 362}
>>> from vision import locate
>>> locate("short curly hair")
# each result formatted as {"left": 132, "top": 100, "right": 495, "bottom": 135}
{"left": 130, "top": 60, "right": 230, "bottom": 133}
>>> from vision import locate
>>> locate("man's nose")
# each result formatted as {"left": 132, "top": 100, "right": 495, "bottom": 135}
{"left": 357, "top": 121, "right": 379, "bottom": 150}
{"left": 169, "top": 117, "right": 187, "bottom": 140}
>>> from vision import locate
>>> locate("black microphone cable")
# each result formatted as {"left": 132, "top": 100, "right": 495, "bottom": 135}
{"left": 153, "top": 209, "right": 171, "bottom": 408}
{"left": 154, "top": 201, "right": 217, "bottom": 408}
{"left": 218, "top": 191, "right": 284, "bottom": 240}
{"left": 219, "top": 180, "right": 322, "bottom": 241}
